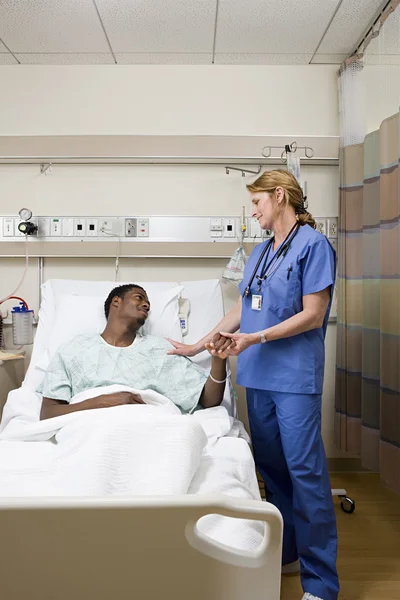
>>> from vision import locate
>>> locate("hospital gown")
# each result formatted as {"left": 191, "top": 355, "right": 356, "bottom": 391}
{"left": 38, "top": 333, "right": 208, "bottom": 413}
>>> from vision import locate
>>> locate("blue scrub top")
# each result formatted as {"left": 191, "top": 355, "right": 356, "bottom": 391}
{"left": 237, "top": 224, "right": 336, "bottom": 395}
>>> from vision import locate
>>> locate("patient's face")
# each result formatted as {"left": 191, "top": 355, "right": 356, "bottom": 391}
{"left": 119, "top": 288, "right": 151, "bottom": 327}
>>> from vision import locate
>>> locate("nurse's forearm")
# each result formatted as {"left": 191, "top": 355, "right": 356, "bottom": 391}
{"left": 261, "top": 308, "right": 324, "bottom": 343}
{"left": 193, "top": 298, "right": 241, "bottom": 353}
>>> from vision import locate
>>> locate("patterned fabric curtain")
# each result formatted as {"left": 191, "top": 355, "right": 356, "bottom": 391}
{"left": 336, "top": 112, "right": 400, "bottom": 495}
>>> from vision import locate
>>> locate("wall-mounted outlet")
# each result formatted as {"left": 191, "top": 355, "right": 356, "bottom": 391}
{"left": 223, "top": 218, "right": 235, "bottom": 238}
{"left": 327, "top": 217, "right": 338, "bottom": 238}
{"left": 50, "top": 218, "right": 62, "bottom": 236}
{"left": 74, "top": 218, "right": 86, "bottom": 237}
{"left": 87, "top": 218, "right": 98, "bottom": 237}
{"left": 248, "top": 217, "right": 262, "bottom": 239}
{"left": 99, "top": 219, "right": 119, "bottom": 236}
{"left": 38, "top": 217, "right": 50, "bottom": 237}
{"left": 210, "top": 217, "right": 223, "bottom": 238}
{"left": 125, "top": 218, "right": 137, "bottom": 237}
{"left": 137, "top": 218, "right": 149, "bottom": 237}
{"left": 315, "top": 219, "right": 327, "bottom": 236}
{"left": 62, "top": 218, "right": 74, "bottom": 237}
{"left": 3, "top": 218, "right": 14, "bottom": 237}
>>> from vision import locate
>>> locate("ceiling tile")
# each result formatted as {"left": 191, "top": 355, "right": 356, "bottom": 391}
{"left": 116, "top": 53, "right": 212, "bottom": 64}
{"left": 214, "top": 53, "right": 311, "bottom": 65}
{"left": 96, "top": 0, "right": 216, "bottom": 53}
{"left": 311, "top": 53, "right": 347, "bottom": 64}
{"left": 318, "top": 0, "right": 382, "bottom": 54}
{"left": 0, "top": 53, "right": 18, "bottom": 64}
{"left": 15, "top": 53, "right": 115, "bottom": 65}
{"left": 215, "top": 0, "right": 339, "bottom": 54}
{"left": 0, "top": 0, "right": 110, "bottom": 53}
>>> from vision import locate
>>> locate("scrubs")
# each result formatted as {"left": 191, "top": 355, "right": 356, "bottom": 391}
{"left": 238, "top": 224, "right": 339, "bottom": 600}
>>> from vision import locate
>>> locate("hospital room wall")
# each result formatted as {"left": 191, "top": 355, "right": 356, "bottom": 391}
{"left": 0, "top": 163, "right": 341, "bottom": 457}
{"left": 0, "top": 64, "right": 341, "bottom": 456}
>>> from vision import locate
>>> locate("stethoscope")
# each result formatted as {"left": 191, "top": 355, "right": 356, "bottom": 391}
{"left": 243, "top": 221, "right": 300, "bottom": 298}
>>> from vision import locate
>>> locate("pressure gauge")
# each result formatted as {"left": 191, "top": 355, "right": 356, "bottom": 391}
{"left": 18, "top": 208, "right": 32, "bottom": 221}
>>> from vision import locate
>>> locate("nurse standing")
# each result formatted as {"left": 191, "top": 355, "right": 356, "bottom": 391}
{"left": 168, "top": 169, "right": 339, "bottom": 600}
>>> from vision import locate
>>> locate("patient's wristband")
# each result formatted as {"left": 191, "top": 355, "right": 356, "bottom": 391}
{"left": 209, "top": 369, "right": 231, "bottom": 384}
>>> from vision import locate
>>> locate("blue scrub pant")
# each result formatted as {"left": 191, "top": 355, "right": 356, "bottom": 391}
{"left": 247, "top": 389, "right": 339, "bottom": 600}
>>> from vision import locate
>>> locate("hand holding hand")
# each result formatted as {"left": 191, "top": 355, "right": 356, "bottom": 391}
{"left": 212, "top": 332, "right": 258, "bottom": 357}
{"left": 205, "top": 333, "right": 237, "bottom": 359}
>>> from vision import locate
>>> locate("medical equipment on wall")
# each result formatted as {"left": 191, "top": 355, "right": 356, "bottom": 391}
{"left": 17, "top": 208, "right": 38, "bottom": 236}
{"left": 0, "top": 296, "right": 32, "bottom": 357}
{"left": 222, "top": 206, "right": 248, "bottom": 284}
{"left": 11, "top": 302, "right": 34, "bottom": 345}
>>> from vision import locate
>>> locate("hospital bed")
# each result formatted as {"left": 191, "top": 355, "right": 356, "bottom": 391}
{"left": 0, "top": 278, "right": 283, "bottom": 600}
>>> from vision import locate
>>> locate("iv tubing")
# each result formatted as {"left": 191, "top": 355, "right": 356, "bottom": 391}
{"left": 0, "top": 236, "right": 29, "bottom": 305}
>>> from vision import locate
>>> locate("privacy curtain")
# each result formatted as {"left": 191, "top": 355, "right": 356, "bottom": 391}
{"left": 336, "top": 112, "right": 400, "bottom": 495}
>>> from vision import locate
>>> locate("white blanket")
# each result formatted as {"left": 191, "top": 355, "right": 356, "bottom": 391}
{"left": 0, "top": 385, "right": 264, "bottom": 550}
{"left": 0, "top": 385, "right": 237, "bottom": 495}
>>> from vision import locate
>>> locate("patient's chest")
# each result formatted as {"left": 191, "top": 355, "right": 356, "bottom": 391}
{"left": 68, "top": 342, "right": 155, "bottom": 395}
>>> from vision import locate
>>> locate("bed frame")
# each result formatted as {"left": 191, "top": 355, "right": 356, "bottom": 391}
{"left": 0, "top": 494, "right": 282, "bottom": 600}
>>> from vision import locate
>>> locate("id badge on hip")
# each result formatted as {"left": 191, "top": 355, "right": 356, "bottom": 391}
{"left": 252, "top": 294, "right": 262, "bottom": 311}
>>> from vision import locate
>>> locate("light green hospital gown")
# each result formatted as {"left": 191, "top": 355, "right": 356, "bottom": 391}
{"left": 38, "top": 333, "right": 208, "bottom": 414}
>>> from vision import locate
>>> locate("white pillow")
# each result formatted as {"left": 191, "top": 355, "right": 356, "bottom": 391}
{"left": 180, "top": 280, "right": 224, "bottom": 346}
{"left": 47, "top": 285, "right": 183, "bottom": 359}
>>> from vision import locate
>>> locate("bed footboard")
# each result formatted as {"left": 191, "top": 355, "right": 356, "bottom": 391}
{"left": 0, "top": 494, "right": 283, "bottom": 600}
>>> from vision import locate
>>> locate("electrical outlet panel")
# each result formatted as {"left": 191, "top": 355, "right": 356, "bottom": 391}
{"left": 315, "top": 219, "right": 327, "bottom": 236}
{"left": 248, "top": 217, "right": 262, "bottom": 238}
{"left": 327, "top": 217, "right": 338, "bottom": 238}
{"left": 74, "top": 218, "right": 86, "bottom": 237}
{"left": 38, "top": 217, "right": 50, "bottom": 237}
{"left": 62, "top": 218, "right": 74, "bottom": 237}
{"left": 210, "top": 218, "right": 223, "bottom": 238}
{"left": 87, "top": 219, "right": 98, "bottom": 237}
{"left": 125, "top": 218, "right": 137, "bottom": 237}
{"left": 223, "top": 218, "right": 235, "bottom": 238}
{"left": 3, "top": 218, "right": 14, "bottom": 237}
{"left": 99, "top": 219, "right": 119, "bottom": 237}
{"left": 50, "top": 218, "right": 62, "bottom": 236}
{"left": 137, "top": 218, "right": 149, "bottom": 237}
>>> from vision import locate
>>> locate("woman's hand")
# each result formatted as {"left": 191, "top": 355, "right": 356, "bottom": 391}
{"left": 205, "top": 332, "right": 236, "bottom": 359}
{"left": 167, "top": 339, "right": 199, "bottom": 357}
{"left": 214, "top": 332, "right": 258, "bottom": 356}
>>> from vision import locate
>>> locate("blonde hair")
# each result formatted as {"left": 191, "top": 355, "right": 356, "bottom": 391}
{"left": 246, "top": 169, "right": 316, "bottom": 229}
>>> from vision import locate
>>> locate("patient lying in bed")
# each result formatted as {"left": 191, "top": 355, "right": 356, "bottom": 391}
{"left": 39, "top": 284, "right": 228, "bottom": 420}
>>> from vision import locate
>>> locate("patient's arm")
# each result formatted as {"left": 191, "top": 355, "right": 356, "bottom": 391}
{"left": 199, "top": 355, "right": 228, "bottom": 409}
{"left": 167, "top": 297, "right": 242, "bottom": 357}
{"left": 40, "top": 392, "right": 144, "bottom": 420}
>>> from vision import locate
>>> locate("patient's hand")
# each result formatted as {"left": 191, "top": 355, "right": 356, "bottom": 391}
{"left": 205, "top": 333, "right": 236, "bottom": 359}
{"left": 95, "top": 392, "right": 145, "bottom": 408}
